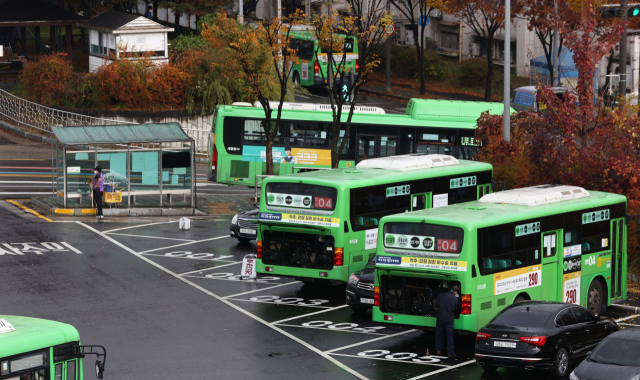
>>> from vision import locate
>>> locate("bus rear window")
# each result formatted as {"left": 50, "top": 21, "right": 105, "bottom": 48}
{"left": 266, "top": 183, "right": 337, "bottom": 211}
{"left": 383, "top": 223, "right": 464, "bottom": 253}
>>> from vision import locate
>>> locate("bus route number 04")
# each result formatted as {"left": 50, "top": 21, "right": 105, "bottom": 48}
{"left": 300, "top": 320, "right": 385, "bottom": 334}
{"left": 249, "top": 295, "right": 330, "bottom": 306}
{"left": 314, "top": 197, "right": 333, "bottom": 210}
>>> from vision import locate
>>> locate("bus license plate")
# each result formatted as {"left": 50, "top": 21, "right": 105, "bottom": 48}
{"left": 494, "top": 341, "right": 516, "bottom": 348}
{"left": 240, "top": 228, "right": 256, "bottom": 235}
{"left": 360, "top": 298, "right": 374, "bottom": 304}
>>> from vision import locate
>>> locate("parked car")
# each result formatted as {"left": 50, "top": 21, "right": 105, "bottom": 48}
{"left": 475, "top": 301, "right": 618, "bottom": 377}
{"left": 229, "top": 203, "right": 259, "bottom": 243}
{"left": 346, "top": 255, "right": 375, "bottom": 314}
{"left": 570, "top": 328, "right": 640, "bottom": 380}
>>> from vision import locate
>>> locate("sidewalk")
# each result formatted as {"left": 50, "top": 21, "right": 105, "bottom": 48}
{"left": 31, "top": 193, "right": 256, "bottom": 217}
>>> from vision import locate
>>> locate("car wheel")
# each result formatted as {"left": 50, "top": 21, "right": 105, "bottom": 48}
{"left": 587, "top": 280, "right": 604, "bottom": 314}
{"left": 350, "top": 305, "right": 368, "bottom": 315}
{"left": 550, "top": 347, "right": 570, "bottom": 378}
{"left": 482, "top": 365, "right": 498, "bottom": 373}
{"left": 514, "top": 295, "right": 527, "bottom": 304}
{"left": 293, "top": 72, "right": 301, "bottom": 85}
{"left": 237, "top": 238, "right": 251, "bottom": 244}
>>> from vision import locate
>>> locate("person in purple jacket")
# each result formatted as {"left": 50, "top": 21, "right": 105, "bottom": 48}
{"left": 92, "top": 166, "right": 104, "bottom": 218}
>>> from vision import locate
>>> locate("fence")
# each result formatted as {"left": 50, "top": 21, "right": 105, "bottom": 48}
{"left": 0, "top": 88, "right": 211, "bottom": 159}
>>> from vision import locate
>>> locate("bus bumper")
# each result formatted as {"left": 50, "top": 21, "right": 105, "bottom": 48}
{"left": 372, "top": 307, "right": 479, "bottom": 332}
{"left": 257, "top": 261, "right": 349, "bottom": 282}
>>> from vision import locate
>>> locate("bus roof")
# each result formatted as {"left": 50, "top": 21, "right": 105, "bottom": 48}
{"left": 216, "top": 99, "right": 510, "bottom": 130}
{"left": 379, "top": 190, "right": 627, "bottom": 229}
{"left": 263, "top": 159, "right": 492, "bottom": 190}
{"left": 0, "top": 316, "right": 80, "bottom": 358}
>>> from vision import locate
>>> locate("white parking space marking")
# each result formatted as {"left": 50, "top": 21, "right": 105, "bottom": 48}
{"left": 329, "top": 353, "right": 449, "bottom": 367}
{"left": 222, "top": 282, "right": 301, "bottom": 299}
{"left": 178, "top": 261, "right": 242, "bottom": 275}
{"left": 405, "top": 360, "right": 477, "bottom": 379}
{"left": 227, "top": 298, "right": 332, "bottom": 308}
{"left": 270, "top": 305, "right": 349, "bottom": 325}
{"left": 618, "top": 322, "right": 640, "bottom": 326}
{"left": 615, "top": 314, "right": 640, "bottom": 322}
{"left": 138, "top": 236, "right": 231, "bottom": 254}
{"left": 103, "top": 220, "right": 178, "bottom": 234}
{"left": 108, "top": 232, "right": 196, "bottom": 242}
{"left": 324, "top": 330, "right": 418, "bottom": 354}
{"left": 76, "top": 222, "right": 370, "bottom": 380}
{"left": 143, "top": 253, "right": 235, "bottom": 261}
{"left": 182, "top": 274, "right": 281, "bottom": 284}
{"left": 278, "top": 323, "right": 387, "bottom": 335}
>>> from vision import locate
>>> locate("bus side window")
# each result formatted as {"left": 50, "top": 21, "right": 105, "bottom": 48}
{"left": 55, "top": 363, "right": 63, "bottom": 380}
{"left": 67, "top": 360, "right": 76, "bottom": 380}
{"left": 543, "top": 233, "right": 557, "bottom": 257}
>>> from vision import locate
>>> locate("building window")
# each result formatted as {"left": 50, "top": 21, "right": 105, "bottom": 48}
{"left": 496, "top": 40, "right": 516, "bottom": 63}
{"left": 440, "top": 31, "right": 459, "bottom": 50}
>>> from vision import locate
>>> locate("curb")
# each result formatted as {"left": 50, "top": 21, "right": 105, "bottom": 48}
{"left": 31, "top": 197, "right": 210, "bottom": 217}
{"left": 0, "top": 120, "right": 54, "bottom": 145}
{"left": 360, "top": 88, "right": 411, "bottom": 102}
{"left": 609, "top": 303, "right": 640, "bottom": 314}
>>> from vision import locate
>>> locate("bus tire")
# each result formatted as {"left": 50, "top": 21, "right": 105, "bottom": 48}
{"left": 587, "top": 280, "right": 604, "bottom": 314}
{"left": 293, "top": 71, "right": 301, "bottom": 85}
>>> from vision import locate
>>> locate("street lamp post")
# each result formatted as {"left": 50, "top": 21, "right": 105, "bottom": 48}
{"left": 503, "top": 0, "right": 510, "bottom": 142}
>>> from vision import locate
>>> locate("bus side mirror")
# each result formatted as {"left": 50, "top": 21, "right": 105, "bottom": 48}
{"left": 95, "top": 360, "right": 104, "bottom": 379}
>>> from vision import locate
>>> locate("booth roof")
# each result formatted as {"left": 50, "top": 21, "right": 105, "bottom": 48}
{"left": 52, "top": 123, "right": 193, "bottom": 145}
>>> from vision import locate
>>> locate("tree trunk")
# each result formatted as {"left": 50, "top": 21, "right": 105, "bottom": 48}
{"left": 485, "top": 41, "right": 494, "bottom": 101}
{"left": 265, "top": 139, "right": 274, "bottom": 175}
{"left": 174, "top": 11, "right": 180, "bottom": 33}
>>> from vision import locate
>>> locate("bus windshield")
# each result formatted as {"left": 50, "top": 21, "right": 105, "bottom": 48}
{"left": 383, "top": 222, "right": 464, "bottom": 254}
{"left": 265, "top": 182, "right": 338, "bottom": 211}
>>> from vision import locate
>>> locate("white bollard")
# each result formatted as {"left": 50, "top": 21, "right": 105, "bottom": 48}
{"left": 179, "top": 217, "right": 191, "bottom": 230}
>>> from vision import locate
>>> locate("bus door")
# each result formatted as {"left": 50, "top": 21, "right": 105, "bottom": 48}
{"left": 54, "top": 358, "right": 78, "bottom": 380}
{"left": 541, "top": 230, "right": 560, "bottom": 301}
{"left": 411, "top": 192, "right": 431, "bottom": 211}
{"left": 610, "top": 219, "right": 625, "bottom": 299}
{"left": 357, "top": 134, "right": 398, "bottom": 163}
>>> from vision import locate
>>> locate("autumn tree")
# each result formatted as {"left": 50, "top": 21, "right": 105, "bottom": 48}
{"left": 313, "top": 7, "right": 393, "bottom": 167}
{"left": 202, "top": 11, "right": 298, "bottom": 175}
{"left": 390, "top": 0, "right": 444, "bottom": 95}
{"left": 446, "top": 0, "right": 522, "bottom": 101}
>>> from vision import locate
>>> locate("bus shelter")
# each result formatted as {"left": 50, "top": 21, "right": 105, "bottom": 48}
{"left": 52, "top": 123, "right": 195, "bottom": 209}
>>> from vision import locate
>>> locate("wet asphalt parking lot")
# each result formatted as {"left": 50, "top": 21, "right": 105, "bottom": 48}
{"left": 1, "top": 201, "right": 640, "bottom": 380}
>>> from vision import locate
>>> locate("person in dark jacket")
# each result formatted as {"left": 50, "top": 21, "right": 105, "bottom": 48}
{"left": 92, "top": 166, "right": 104, "bottom": 218}
{"left": 434, "top": 285, "right": 460, "bottom": 358}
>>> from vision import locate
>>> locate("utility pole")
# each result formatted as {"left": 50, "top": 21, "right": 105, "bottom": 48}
{"left": 620, "top": 0, "right": 629, "bottom": 97}
{"left": 386, "top": 0, "right": 391, "bottom": 91}
{"left": 238, "top": 0, "right": 244, "bottom": 23}
{"left": 503, "top": 0, "right": 511, "bottom": 142}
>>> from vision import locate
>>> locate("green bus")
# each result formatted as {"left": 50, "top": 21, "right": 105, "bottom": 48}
{"left": 0, "top": 316, "right": 106, "bottom": 380}
{"left": 372, "top": 185, "right": 627, "bottom": 332}
{"left": 288, "top": 29, "right": 358, "bottom": 88}
{"left": 211, "top": 99, "right": 509, "bottom": 186}
{"left": 255, "top": 154, "right": 493, "bottom": 283}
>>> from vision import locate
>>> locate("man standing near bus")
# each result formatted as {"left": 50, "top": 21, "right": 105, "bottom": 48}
{"left": 434, "top": 285, "right": 460, "bottom": 360}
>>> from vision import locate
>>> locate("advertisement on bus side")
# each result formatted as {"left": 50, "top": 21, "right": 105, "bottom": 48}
{"left": 375, "top": 255, "right": 468, "bottom": 271}
{"left": 259, "top": 212, "right": 340, "bottom": 227}
{"left": 493, "top": 265, "right": 542, "bottom": 296}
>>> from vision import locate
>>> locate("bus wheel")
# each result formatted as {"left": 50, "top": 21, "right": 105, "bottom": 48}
{"left": 587, "top": 280, "right": 604, "bottom": 314}
{"left": 293, "top": 72, "right": 301, "bottom": 85}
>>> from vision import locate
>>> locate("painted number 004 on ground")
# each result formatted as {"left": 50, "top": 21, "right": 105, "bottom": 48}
{"left": 301, "top": 320, "right": 386, "bottom": 334}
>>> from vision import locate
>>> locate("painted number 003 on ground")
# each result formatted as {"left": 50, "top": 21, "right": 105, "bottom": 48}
{"left": 300, "top": 320, "right": 385, "bottom": 333}
{"left": 249, "top": 295, "right": 329, "bottom": 306}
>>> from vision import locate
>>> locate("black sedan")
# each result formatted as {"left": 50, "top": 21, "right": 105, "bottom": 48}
{"left": 570, "top": 328, "right": 640, "bottom": 380}
{"left": 346, "top": 255, "right": 375, "bottom": 314}
{"left": 229, "top": 204, "right": 259, "bottom": 243}
{"left": 475, "top": 301, "right": 618, "bottom": 377}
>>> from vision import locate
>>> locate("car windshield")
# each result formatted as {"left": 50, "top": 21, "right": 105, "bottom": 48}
{"left": 489, "top": 308, "right": 551, "bottom": 328}
{"left": 589, "top": 338, "right": 640, "bottom": 366}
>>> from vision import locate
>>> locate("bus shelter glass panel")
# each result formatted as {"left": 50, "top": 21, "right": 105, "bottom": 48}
{"left": 57, "top": 148, "right": 64, "bottom": 195}
{"left": 129, "top": 150, "right": 160, "bottom": 192}
{"left": 64, "top": 151, "right": 96, "bottom": 195}
{"left": 161, "top": 149, "right": 192, "bottom": 190}
{"left": 97, "top": 151, "right": 128, "bottom": 192}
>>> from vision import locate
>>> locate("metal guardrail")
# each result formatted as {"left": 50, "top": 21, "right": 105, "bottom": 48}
{"left": 0, "top": 88, "right": 129, "bottom": 132}
{"left": 254, "top": 175, "right": 275, "bottom": 201}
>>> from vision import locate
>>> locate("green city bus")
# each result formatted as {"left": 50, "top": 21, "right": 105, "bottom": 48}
{"left": 255, "top": 154, "right": 493, "bottom": 283}
{"left": 211, "top": 99, "right": 509, "bottom": 186}
{"left": 372, "top": 185, "right": 628, "bottom": 333}
{"left": 288, "top": 29, "right": 358, "bottom": 88}
{"left": 0, "top": 316, "right": 106, "bottom": 380}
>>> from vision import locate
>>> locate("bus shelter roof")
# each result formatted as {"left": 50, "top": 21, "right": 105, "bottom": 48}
{"left": 52, "top": 123, "right": 193, "bottom": 146}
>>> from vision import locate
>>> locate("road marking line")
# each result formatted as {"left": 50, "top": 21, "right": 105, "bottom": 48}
{"left": 0, "top": 191, "right": 54, "bottom": 194}
{"left": 181, "top": 274, "right": 283, "bottom": 284}
{"left": 143, "top": 254, "right": 237, "bottom": 262}
{"left": 270, "top": 305, "right": 349, "bottom": 325}
{"left": 6, "top": 199, "right": 53, "bottom": 222}
{"left": 108, "top": 232, "right": 196, "bottom": 242}
{"left": 324, "top": 329, "right": 418, "bottom": 354}
{"left": 138, "top": 235, "right": 231, "bottom": 254}
{"left": 405, "top": 360, "right": 477, "bottom": 379}
{"left": 103, "top": 220, "right": 178, "bottom": 233}
{"left": 615, "top": 314, "right": 640, "bottom": 322}
{"left": 76, "top": 221, "right": 370, "bottom": 380}
{"left": 329, "top": 353, "right": 449, "bottom": 367}
{"left": 61, "top": 242, "right": 83, "bottom": 254}
{"left": 275, "top": 323, "right": 387, "bottom": 336}
{"left": 178, "top": 261, "right": 243, "bottom": 275}
{"left": 618, "top": 322, "right": 640, "bottom": 326}
{"left": 226, "top": 298, "right": 332, "bottom": 309}
{"left": 222, "top": 281, "right": 301, "bottom": 299}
